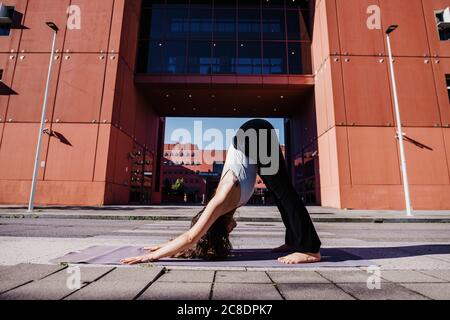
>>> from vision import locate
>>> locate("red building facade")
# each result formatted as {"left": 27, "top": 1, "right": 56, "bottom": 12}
{"left": 310, "top": 0, "right": 450, "bottom": 209}
{"left": 0, "top": 0, "right": 448, "bottom": 210}
{"left": 162, "top": 143, "right": 226, "bottom": 203}
{"left": 0, "top": 0, "right": 164, "bottom": 205}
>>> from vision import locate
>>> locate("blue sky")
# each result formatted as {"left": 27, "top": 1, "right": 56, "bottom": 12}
{"left": 165, "top": 118, "right": 285, "bottom": 150}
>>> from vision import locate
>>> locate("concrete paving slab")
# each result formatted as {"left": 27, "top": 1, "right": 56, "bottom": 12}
{"left": 317, "top": 270, "right": 387, "bottom": 283}
{"left": 1, "top": 280, "right": 71, "bottom": 300}
{"left": 66, "top": 267, "right": 164, "bottom": 300}
{"left": 139, "top": 281, "right": 211, "bottom": 300}
{"left": 399, "top": 283, "right": 450, "bottom": 300}
{"left": 158, "top": 270, "right": 215, "bottom": 283}
{"left": 268, "top": 271, "right": 331, "bottom": 284}
{"left": 0, "top": 264, "right": 66, "bottom": 294}
{"left": 278, "top": 283, "right": 355, "bottom": 300}
{"left": 429, "top": 255, "right": 450, "bottom": 263}
{"left": 1, "top": 280, "right": 34, "bottom": 295}
{"left": 246, "top": 267, "right": 327, "bottom": 272}
{"left": 0, "top": 263, "right": 65, "bottom": 280}
{"left": 380, "top": 270, "right": 446, "bottom": 283}
{"left": 215, "top": 271, "right": 271, "bottom": 283}
{"left": 338, "top": 283, "right": 429, "bottom": 300}
{"left": 373, "top": 256, "right": 450, "bottom": 270}
{"left": 417, "top": 270, "right": 450, "bottom": 282}
{"left": 212, "top": 283, "right": 282, "bottom": 300}
{"left": 42, "top": 266, "right": 114, "bottom": 283}
{"left": 1, "top": 217, "right": 450, "bottom": 300}
{"left": 163, "top": 266, "right": 247, "bottom": 271}
{"left": 0, "top": 266, "right": 113, "bottom": 300}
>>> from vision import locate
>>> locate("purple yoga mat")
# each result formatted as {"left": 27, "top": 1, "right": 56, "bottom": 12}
{"left": 51, "top": 246, "right": 376, "bottom": 268}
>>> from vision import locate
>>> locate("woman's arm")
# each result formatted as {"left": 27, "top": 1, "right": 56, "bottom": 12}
{"left": 121, "top": 177, "right": 239, "bottom": 265}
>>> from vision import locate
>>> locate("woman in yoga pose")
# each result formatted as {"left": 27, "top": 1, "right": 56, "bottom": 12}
{"left": 121, "top": 119, "right": 321, "bottom": 265}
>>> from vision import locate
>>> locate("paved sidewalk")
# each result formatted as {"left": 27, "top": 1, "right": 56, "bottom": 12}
{"left": 1, "top": 207, "right": 450, "bottom": 300}
{"left": 1, "top": 264, "right": 450, "bottom": 300}
{"left": 1, "top": 205, "right": 450, "bottom": 223}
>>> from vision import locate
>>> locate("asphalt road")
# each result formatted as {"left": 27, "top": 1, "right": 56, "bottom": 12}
{"left": 1, "top": 217, "right": 450, "bottom": 241}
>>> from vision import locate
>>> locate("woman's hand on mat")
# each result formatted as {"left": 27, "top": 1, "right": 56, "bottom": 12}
{"left": 143, "top": 239, "right": 174, "bottom": 253}
{"left": 120, "top": 254, "right": 156, "bottom": 265}
{"left": 143, "top": 245, "right": 161, "bottom": 252}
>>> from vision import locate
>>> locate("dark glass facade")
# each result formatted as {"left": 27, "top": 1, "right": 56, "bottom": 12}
{"left": 137, "top": 0, "right": 312, "bottom": 75}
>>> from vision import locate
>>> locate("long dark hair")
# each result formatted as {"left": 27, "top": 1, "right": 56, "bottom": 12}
{"left": 175, "top": 207, "right": 235, "bottom": 260}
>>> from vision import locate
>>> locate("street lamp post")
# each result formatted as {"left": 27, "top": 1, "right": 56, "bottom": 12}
{"left": 385, "top": 25, "right": 413, "bottom": 217}
{"left": 27, "top": 22, "right": 59, "bottom": 213}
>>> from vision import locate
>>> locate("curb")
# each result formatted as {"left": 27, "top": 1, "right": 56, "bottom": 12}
{"left": 0, "top": 213, "right": 449, "bottom": 223}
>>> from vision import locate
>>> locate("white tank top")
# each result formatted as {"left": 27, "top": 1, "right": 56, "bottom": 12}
{"left": 220, "top": 144, "right": 258, "bottom": 207}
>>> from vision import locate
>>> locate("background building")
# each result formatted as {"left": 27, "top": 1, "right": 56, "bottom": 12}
{"left": 162, "top": 143, "right": 226, "bottom": 203}
{"left": 162, "top": 143, "right": 285, "bottom": 205}
{"left": 0, "top": 0, "right": 449, "bottom": 210}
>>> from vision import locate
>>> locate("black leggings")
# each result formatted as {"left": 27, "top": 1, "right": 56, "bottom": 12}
{"left": 233, "top": 119, "right": 321, "bottom": 253}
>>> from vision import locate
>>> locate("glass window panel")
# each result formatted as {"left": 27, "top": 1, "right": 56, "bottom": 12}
{"left": 439, "top": 28, "right": 450, "bottom": 41}
{"left": 213, "top": 9, "right": 236, "bottom": 40}
{"left": 262, "top": 10, "right": 286, "bottom": 40}
{"left": 263, "top": 42, "right": 286, "bottom": 74}
{"left": 148, "top": 40, "right": 164, "bottom": 73}
{"left": 288, "top": 42, "right": 301, "bottom": 74}
{"left": 299, "top": 9, "right": 311, "bottom": 39}
{"left": 0, "top": 26, "right": 10, "bottom": 36}
{"left": 164, "top": 8, "right": 189, "bottom": 39}
{"left": 163, "top": 41, "right": 187, "bottom": 73}
{"left": 214, "top": 0, "right": 236, "bottom": 7}
{"left": 142, "top": 1, "right": 161, "bottom": 8}
{"left": 190, "top": 0, "right": 213, "bottom": 9}
{"left": 287, "top": 0, "right": 309, "bottom": 10}
{"left": 150, "top": 6, "right": 165, "bottom": 39}
{"left": 212, "top": 41, "right": 236, "bottom": 74}
{"left": 263, "top": 0, "right": 285, "bottom": 8}
{"left": 237, "top": 41, "right": 262, "bottom": 74}
{"left": 145, "top": 1, "right": 166, "bottom": 8}
{"left": 286, "top": 9, "right": 301, "bottom": 40}
{"left": 139, "top": 8, "right": 152, "bottom": 39}
{"left": 137, "top": 40, "right": 150, "bottom": 73}
{"left": 166, "top": 0, "right": 188, "bottom": 4}
{"left": 188, "top": 41, "right": 212, "bottom": 74}
{"left": 189, "top": 8, "right": 213, "bottom": 39}
{"left": 238, "top": 9, "right": 261, "bottom": 40}
{"left": 446, "top": 75, "right": 450, "bottom": 101}
{"left": 302, "top": 42, "right": 312, "bottom": 74}
{"left": 238, "top": 0, "right": 261, "bottom": 9}
{"left": 138, "top": 1, "right": 304, "bottom": 75}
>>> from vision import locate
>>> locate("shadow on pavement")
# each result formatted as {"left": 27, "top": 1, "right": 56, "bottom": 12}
{"left": 224, "top": 245, "right": 450, "bottom": 263}
{"left": 338, "top": 244, "right": 450, "bottom": 261}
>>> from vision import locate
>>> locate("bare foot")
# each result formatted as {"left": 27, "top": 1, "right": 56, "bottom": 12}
{"left": 278, "top": 252, "right": 321, "bottom": 264}
{"left": 272, "top": 244, "right": 294, "bottom": 253}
